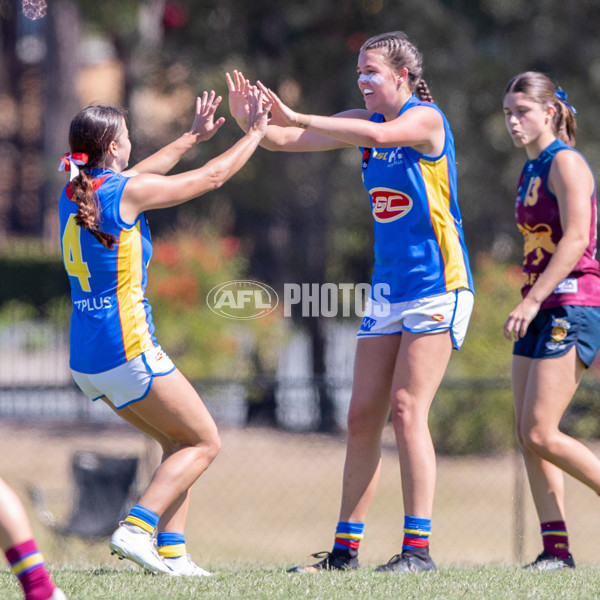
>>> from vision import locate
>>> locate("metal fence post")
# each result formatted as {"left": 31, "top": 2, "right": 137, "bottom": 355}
{"left": 513, "top": 450, "right": 526, "bottom": 565}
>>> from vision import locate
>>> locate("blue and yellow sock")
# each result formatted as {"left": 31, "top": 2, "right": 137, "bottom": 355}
{"left": 124, "top": 504, "right": 160, "bottom": 534}
{"left": 157, "top": 532, "right": 187, "bottom": 559}
{"left": 333, "top": 521, "right": 364, "bottom": 557}
{"left": 402, "top": 516, "right": 431, "bottom": 556}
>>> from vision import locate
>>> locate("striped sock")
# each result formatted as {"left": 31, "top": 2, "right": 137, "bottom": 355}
{"left": 402, "top": 515, "right": 432, "bottom": 555}
{"left": 5, "top": 539, "right": 55, "bottom": 600}
{"left": 333, "top": 521, "right": 364, "bottom": 556}
{"left": 157, "top": 532, "right": 187, "bottom": 559}
{"left": 541, "top": 520, "right": 570, "bottom": 559}
{"left": 124, "top": 504, "right": 160, "bottom": 534}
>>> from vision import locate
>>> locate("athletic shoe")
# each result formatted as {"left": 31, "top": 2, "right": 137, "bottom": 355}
{"left": 375, "top": 551, "right": 437, "bottom": 573}
{"left": 523, "top": 550, "right": 575, "bottom": 570}
{"left": 163, "top": 554, "right": 211, "bottom": 577}
{"left": 287, "top": 551, "right": 359, "bottom": 573}
{"left": 109, "top": 523, "right": 171, "bottom": 574}
{"left": 49, "top": 590, "right": 68, "bottom": 600}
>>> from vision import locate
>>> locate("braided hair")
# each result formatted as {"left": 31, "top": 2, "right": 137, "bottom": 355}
{"left": 67, "top": 105, "right": 126, "bottom": 249}
{"left": 360, "top": 32, "right": 433, "bottom": 102}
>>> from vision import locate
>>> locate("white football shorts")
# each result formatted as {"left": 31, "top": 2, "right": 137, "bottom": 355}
{"left": 71, "top": 345, "right": 176, "bottom": 409}
{"left": 357, "top": 288, "right": 474, "bottom": 350}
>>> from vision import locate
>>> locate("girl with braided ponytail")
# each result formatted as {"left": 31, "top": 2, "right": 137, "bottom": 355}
{"left": 503, "top": 72, "right": 600, "bottom": 570}
{"left": 229, "top": 31, "right": 474, "bottom": 573}
{"left": 61, "top": 105, "right": 124, "bottom": 249}
{"left": 58, "top": 89, "right": 271, "bottom": 577}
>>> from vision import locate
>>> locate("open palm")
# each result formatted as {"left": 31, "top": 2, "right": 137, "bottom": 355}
{"left": 189, "top": 90, "right": 225, "bottom": 142}
{"left": 226, "top": 70, "right": 253, "bottom": 122}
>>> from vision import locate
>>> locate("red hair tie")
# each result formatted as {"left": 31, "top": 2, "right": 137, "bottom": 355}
{"left": 58, "top": 152, "right": 89, "bottom": 181}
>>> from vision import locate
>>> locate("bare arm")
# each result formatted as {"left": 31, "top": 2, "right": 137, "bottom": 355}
{"left": 124, "top": 91, "right": 225, "bottom": 177}
{"left": 257, "top": 79, "right": 444, "bottom": 155}
{"left": 226, "top": 70, "right": 358, "bottom": 152}
{"left": 120, "top": 89, "right": 271, "bottom": 222}
{"left": 504, "top": 149, "right": 594, "bottom": 341}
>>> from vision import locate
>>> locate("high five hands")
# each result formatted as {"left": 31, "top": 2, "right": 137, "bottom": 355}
{"left": 245, "top": 86, "right": 273, "bottom": 138}
{"left": 226, "top": 69, "right": 302, "bottom": 129}
{"left": 189, "top": 80, "right": 272, "bottom": 144}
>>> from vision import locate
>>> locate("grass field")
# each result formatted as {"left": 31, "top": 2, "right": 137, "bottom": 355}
{"left": 1, "top": 422, "right": 599, "bottom": 598}
{"left": 2, "top": 565, "right": 600, "bottom": 600}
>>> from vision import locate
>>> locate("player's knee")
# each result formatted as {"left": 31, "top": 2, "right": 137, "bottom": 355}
{"left": 347, "top": 401, "right": 381, "bottom": 437}
{"left": 161, "top": 426, "right": 221, "bottom": 464}
{"left": 187, "top": 426, "right": 221, "bottom": 465}
{"left": 520, "top": 423, "right": 552, "bottom": 455}
{"left": 390, "top": 390, "right": 418, "bottom": 430}
{"left": 202, "top": 429, "right": 221, "bottom": 463}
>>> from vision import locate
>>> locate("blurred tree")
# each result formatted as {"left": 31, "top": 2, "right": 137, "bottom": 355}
{"left": 3, "top": 0, "right": 600, "bottom": 432}
{"left": 0, "top": 0, "right": 46, "bottom": 237}
{"left": 41, "top": 0, "right": 81, "bottom": 244}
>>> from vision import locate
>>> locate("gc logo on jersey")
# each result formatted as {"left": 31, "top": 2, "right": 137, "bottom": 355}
{"left": 370, "top": 187, "right": 413, "bottom": 222}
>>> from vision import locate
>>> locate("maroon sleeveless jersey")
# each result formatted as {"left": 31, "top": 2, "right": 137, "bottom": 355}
{"left": 515, "top": 138, "right": 600, "bottom": 309}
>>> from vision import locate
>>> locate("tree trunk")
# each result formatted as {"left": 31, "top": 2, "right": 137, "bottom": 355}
{"left": 41, "top": 0, "right": 81, "bottom": 242}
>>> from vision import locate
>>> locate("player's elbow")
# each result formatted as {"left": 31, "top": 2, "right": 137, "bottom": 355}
{"left": 369, "top": 131, "right": 388, "bottom": 146}
{"left": 565, "top": 232, "right": 591, "bottom": 258}
{"left": 203, "top": 164, "right": 231, "bottom": 191}
{"left": 260, "top": 139, "right": 282, "bottom": 152}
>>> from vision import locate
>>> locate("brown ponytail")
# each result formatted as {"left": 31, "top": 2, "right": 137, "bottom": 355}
{"left": 70, "top": 170, "right": 117, "bottom": 249}
{"left": 415, "top": 79, "right": 433, "bottom": 103}
{"left": 66, "top": 105, "right": 126, "bottom": 249}
{"left": 553, "top": 99, "right": 577, "bottom": 147}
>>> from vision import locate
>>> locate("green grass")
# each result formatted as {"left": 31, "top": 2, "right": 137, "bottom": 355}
{"left": 2, "top": 566, "right": 600, "bottom": 600}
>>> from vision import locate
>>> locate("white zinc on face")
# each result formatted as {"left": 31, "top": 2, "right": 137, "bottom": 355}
{"left": 358, "top": 73, "right": 386, "bottom": 86}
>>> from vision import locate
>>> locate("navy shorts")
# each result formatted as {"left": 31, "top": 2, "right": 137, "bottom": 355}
{"left": 513, "top": 305, "right": 600, "bottom": 367}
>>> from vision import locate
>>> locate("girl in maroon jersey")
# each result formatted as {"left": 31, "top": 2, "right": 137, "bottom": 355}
{"left": 503, "top": 71, "right": 600, "bottom": 570}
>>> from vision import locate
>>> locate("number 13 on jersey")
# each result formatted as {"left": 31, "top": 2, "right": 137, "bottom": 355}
{"left": 62, "top": 214, "right": 91, "bottom": 292}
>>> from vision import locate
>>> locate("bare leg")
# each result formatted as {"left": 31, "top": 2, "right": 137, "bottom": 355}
{"left": 0, "top": 477, "right": 34, "bottom": 550}
{"left": 103, "top": 368, "right": 220, "bottom": 531}
{"left": 516, "top": 347, "right": 600, "bottom": 523}
{"left": 513, "top": 355, "right": 565, "bottom": 521}
{"left": 390, "top": 331, "right": 452, "bottom": 518}
{"left": 0, "top": 477, "right": 62, "bottom": 598}
{"left": 338, "top": 335, "right": 401, "bottom": 522}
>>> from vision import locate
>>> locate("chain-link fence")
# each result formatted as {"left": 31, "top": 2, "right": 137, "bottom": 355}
{"left": 0, "top": 322, "right": 599, "bottom": 569}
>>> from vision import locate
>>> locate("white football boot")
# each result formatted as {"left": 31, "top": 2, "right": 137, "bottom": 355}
{"left": 49, "top": 589, "right": 68, "bottom": 600}
{"left": 163, "top": 554, "right": 212, "bottom": 577}
{"left": 109, "top": 523, "right": 171, "bottom": 574}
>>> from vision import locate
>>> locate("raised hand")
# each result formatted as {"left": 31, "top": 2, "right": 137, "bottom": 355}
{"left": 256, "top": 81, "right": 301, "bottom": 128}
{"left": 226, "top": 70, "right": 253, "bottom": 123}
{"left": 189, "top": 91, "right": 226, "bottom": 142}
{"left": 245, "top": 87, "right": 273, "bottom": 139}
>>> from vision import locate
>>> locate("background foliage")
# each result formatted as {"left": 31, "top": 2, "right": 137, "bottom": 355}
{"left": 1, "top": 0, "right": 600, "bottom": 445}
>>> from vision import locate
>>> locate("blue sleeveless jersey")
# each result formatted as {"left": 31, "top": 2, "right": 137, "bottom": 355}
{"left": 360, "top": 95, "right": 473, "bottom": 302}
{"left": 59, "top": 169, "right": 157, "bottom": 373}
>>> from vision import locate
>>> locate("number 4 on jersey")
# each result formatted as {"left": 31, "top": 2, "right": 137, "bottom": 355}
{"left": 62, "top": 214, "right": 91, "bottom": 292}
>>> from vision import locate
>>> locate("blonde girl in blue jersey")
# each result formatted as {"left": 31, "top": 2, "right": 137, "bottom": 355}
{"left": 228, "top": 31, "right": 473, "bottom": 573}
{"left": 59, "top": 88, "right": 271, "bottom": 576}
